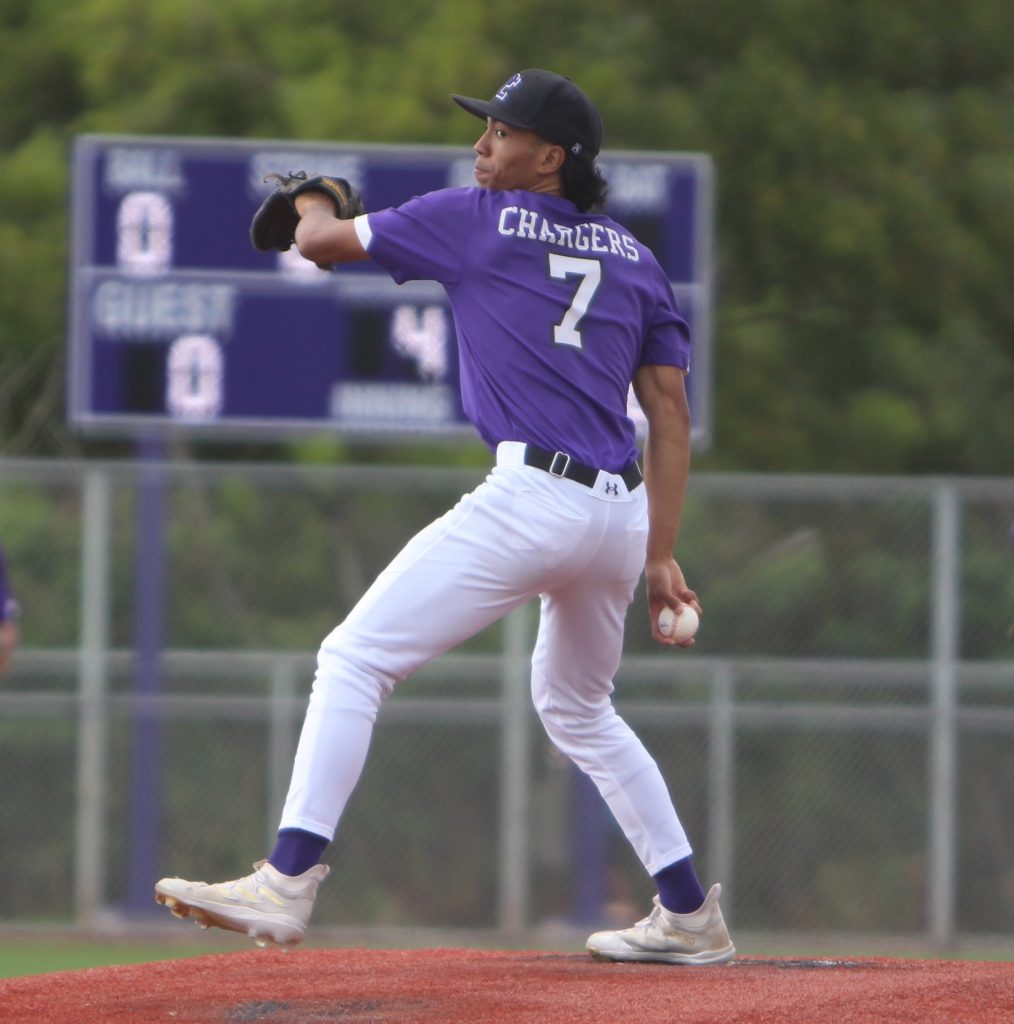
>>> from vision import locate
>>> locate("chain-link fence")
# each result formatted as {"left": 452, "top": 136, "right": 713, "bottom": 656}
{"left": 1, "top": 458, "right": 1012, "bottom": 946}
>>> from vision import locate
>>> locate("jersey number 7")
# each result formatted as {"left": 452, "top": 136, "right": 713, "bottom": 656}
{"left": 549, "top": 254, "right": 602, "bottom": 349}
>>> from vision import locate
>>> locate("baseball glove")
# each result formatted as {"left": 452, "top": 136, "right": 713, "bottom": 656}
{"left": 249, "top": 171, "right": 365, "bottom": 253}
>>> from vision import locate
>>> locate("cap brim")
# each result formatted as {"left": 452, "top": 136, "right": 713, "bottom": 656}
{"left": 452, "top": 94, "right": 531, "bottom": 131}
{"left": 452, "top": 94, "right": 495, "bottom": 119}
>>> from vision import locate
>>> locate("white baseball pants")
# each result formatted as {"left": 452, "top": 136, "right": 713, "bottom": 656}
{"left": 279, "top": 442, "right": 693, "bottom": 875}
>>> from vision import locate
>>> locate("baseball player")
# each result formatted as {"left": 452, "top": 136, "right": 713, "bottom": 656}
{"left": 156, "top": 68, "right": 734, "bottom": 965}
{"left": 0, "top": 544, "right": 20, "bottom": 677}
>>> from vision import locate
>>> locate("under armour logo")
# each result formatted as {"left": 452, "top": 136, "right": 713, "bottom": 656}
{"left": 496, "top": 73, "right": 523, "bottom": 101}
{"left": 604, "top": 481, "right": 619, "bottom": 496}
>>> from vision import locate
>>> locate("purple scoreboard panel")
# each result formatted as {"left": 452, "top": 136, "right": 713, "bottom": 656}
{"left": 68, "top": 136, "right": 714, "bottom": 446}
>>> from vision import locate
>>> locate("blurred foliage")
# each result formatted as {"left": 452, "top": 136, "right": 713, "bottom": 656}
{"left": 0, "top": 0, "right": 1011, "bottom": 471}
{"left": 3, "top": 468, "right": 1012, "bottom": 661}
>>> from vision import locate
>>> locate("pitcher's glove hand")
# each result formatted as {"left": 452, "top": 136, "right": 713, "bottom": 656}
{"left": 250, "top": 171, "right": 365, "bottom": 253}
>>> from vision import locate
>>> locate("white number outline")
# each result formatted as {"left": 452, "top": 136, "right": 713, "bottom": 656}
{"left": 390, "top": 304, "right": 449, "bottom": 381}
{"left": 548, "top": 254, "right": 602, "bottom": 349}
{"left": 116, "top": 191, "right": 173, "bottom": 277}
{"left": 166, "top": 334, "right": 224, "bottom": 421}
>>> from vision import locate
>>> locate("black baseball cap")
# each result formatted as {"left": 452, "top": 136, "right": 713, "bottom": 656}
{"left": 452, "top": 69, "right": 602, "bottom": 159}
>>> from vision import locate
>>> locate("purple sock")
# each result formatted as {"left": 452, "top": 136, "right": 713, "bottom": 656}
{"left": 268, "top": 828, "right": 329, "bottom": 877}
{"left": 652, "top": 856, "right": 706, "bottom": 914}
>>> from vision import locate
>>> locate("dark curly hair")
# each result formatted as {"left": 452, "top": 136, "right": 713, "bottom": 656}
{"left": 560, "top": 154, "right": 609, "bottom": 213}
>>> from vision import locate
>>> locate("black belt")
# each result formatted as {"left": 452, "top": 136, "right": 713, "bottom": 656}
{"left": 522, "top": 444, "right": 642, "bottom": 490}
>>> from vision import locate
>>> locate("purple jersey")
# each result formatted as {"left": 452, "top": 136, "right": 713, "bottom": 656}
{"left": 0, "top": 547, "right": 15, "bottom": 622}
{"left": 360, "top": 188, "right": 690, "bottom": 472}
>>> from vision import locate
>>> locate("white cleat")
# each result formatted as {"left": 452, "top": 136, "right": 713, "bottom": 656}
{"left": 586, "top": 883, "right": 736, "bottom": 965}
{"left": 154, "top": 860, "right": 329, "bottom": 948}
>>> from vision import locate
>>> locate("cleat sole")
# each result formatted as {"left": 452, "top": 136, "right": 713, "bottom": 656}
{"left": 154, "top": 875, "right": 314, "bottom": 950}
{"left": 157, "top": 895, "right": 191, "bottom": 920}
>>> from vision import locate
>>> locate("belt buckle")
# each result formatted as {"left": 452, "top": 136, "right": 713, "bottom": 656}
{"left": 549, "top": 451, "right": 571, "bottom": 478}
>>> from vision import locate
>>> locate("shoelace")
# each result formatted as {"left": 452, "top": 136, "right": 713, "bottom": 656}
{"left": 634, "top": 898, "right": 665, "bottom": 931}
{"left": 218, "top": 868, "right": 274, "bottom": 901}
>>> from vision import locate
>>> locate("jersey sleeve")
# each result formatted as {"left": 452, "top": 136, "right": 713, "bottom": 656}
{"left": 359, "top": 188, "right": 477, "bottom": 286}
{"left": 638, "top": 265, "right": 692, "bottom": 372}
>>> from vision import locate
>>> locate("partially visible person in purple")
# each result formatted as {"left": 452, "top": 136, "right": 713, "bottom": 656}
{"left": 0, "top": 545, "right": 20, "bottom": 676}
{"left": 156, "top": 69, "right": 734, "bottom": 966}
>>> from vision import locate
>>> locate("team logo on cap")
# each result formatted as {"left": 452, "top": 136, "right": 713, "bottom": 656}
{"left": 495, "top": 73, "right": 523, "bottom": 101}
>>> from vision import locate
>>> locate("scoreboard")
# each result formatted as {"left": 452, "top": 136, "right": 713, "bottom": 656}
{"left": 68, "top": 135, "right": 714, "bottom": 445}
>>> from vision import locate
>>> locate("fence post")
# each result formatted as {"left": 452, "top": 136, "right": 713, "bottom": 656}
{"left": 498, "top": 603, "right": 533, "bottom": 933}
{"left": 708, "top": 661, "right": 736, "bottom": 917}
{"left": 128, "top": 443, "right": 168, "bottom": 912}
{"left": 75, "top": 467, "right": 112, "bottom": 926}
{"left": 928, "top": 481, "right": 959, "bottom": 947}
{"left": 267, "top": 657, "right": 300, "bottom": 851}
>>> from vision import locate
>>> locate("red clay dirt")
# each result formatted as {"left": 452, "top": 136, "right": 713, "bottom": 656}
{"left": 2, "top": 947, "right": 1011, "bottom": 1023}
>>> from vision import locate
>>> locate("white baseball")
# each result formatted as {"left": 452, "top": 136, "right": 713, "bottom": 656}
{"left": 658, "top": 605, "right": 699, "bottom": 642}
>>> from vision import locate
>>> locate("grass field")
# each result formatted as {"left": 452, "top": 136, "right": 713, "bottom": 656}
{"left": 0, "top": 938, "right": 234, "bottom": 979}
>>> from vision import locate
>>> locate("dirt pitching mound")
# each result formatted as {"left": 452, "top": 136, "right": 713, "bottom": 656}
{"left": 2, "top": 947, "right": 1011, "bottom": 1023}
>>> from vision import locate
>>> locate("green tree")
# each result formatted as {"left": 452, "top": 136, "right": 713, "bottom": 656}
{"left": 1, "top": 0, "right": 1012, "bottom": 473}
